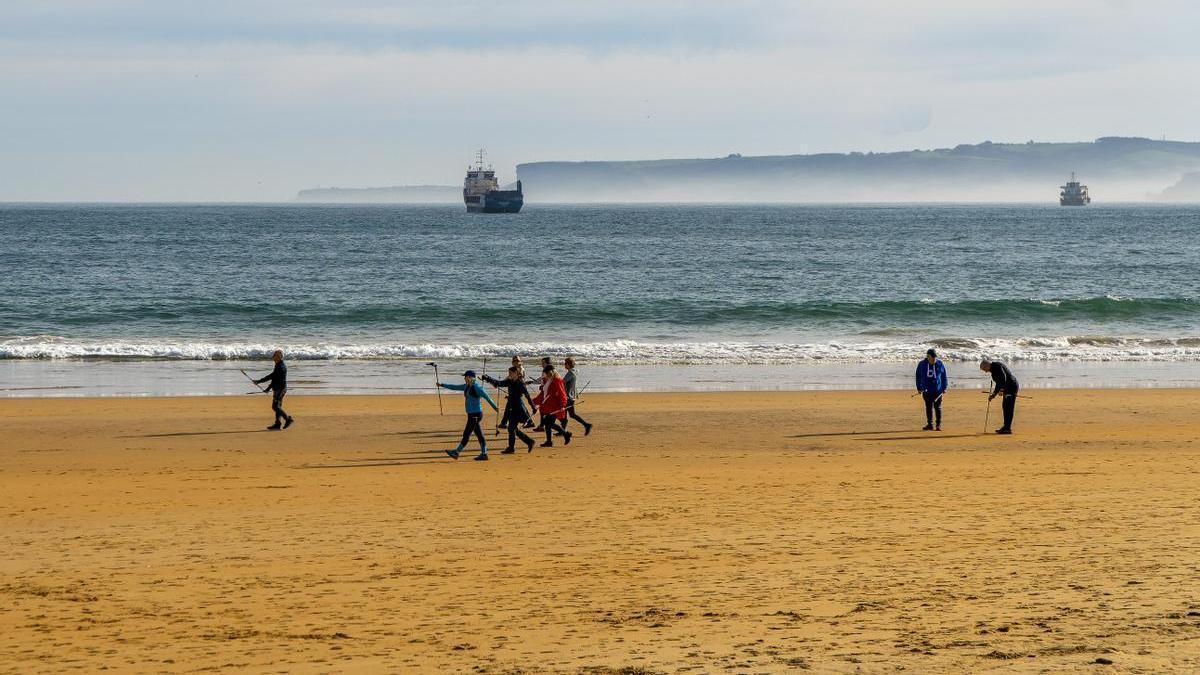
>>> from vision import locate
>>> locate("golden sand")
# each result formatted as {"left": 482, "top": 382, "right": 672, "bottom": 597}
{"left": 2, "top": 390, "right": 1199, "bottom": 673}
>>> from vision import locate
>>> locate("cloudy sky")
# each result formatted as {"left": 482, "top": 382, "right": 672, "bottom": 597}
{"left": 2, "top": 1, "right": 1197, "bottom": 201}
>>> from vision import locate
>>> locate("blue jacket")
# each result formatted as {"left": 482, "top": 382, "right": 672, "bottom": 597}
{"left": 440, "top": 380, "right": 498, "bottom": 414}
{"left": 915, "top": 359, "right": 948, "bottom": 395}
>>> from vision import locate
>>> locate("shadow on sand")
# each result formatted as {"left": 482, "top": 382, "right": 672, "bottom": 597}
{"left": 121, "top": 430, "right": 268, "bottom": 438}
{"left": 786, "top": 429, "right": 912, "bottom": 439}
{"left": 299, "top": 456, "right": 449, "bottom": 469}
{"left": 853, "top": 434, "right": 980, "bottom": 441}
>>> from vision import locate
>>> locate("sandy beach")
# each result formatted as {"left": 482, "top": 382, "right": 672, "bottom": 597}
{"left": 2, "top": 390, "right": 1200, "bottom": 673}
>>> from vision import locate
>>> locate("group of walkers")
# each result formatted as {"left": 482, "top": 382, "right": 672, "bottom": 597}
{"left": 915, "top": 348, "right": 1021, "bottom": 435}
{"left": 439, "top": 355, "right": 593, "bottom": 461}
{"left": 249, "top": 348, "right": 1022, "bottom": 454}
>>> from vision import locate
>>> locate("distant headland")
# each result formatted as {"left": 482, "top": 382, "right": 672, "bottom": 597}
{"left": 298, "top": 137, "right": 1200, "bottom": 203}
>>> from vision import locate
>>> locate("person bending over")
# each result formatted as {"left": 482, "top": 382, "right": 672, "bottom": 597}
{"left": 980, "top": 358, "right": 1019, "bottom": 435}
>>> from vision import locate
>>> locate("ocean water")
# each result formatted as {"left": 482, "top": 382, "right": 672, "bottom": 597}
{"left": 2, "top": 203, "right": 1199, "bottom": 395}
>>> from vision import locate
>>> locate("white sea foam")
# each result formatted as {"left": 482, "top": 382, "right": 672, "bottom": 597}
{"left": 4, "top": 336, "right": 1200, "bottom": 363}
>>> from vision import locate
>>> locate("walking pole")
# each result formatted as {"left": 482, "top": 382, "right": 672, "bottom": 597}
{"left": 239, "top": 369, "right": 266, "bottom": 393}
{"left": 483, "top": 355, "right": 501, "bottom": 433}
{"left": 426, "top": 362, "right": 443, "bottom": 415}
{"left": 983, "top": 396, "right": 991, "bottom": 434}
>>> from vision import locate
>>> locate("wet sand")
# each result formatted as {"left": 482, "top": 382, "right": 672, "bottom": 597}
{"left": 2, "top": 390, "right": 1199, "bottom": 673}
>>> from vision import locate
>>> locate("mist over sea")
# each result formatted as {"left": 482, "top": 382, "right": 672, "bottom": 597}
{"left": 2, "top": 203, "right": 1199, "bottom": 395}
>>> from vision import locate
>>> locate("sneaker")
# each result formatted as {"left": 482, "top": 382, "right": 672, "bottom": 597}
{"left": 584, "top": 423, "right": 593, "bottom": 436}
{"left": 501, "top": 448, "right": 516, "bottom": 455}
{"left": 266, "top": 423, "right": 282, "bottom": 431}
{"left": 922, "top": 424, "right": 934, "bottom": 431}
{"left": 283, "top": 417, "right": 294, "bottom": 430}
{"left": 563, "top": 432, "right": 573, "bottom": 446}
{"left": 473, "top": 453, "right": 488, "bottom": 461}
{"left": 539, "top": 441, "right": 553, "bottom": 448}
{"left": 995, "top": 428, "right": 1012, "bottom": 435}
{"left": 935, "top": 424, "right": 941, "bottom": 431}
{"left": 445, "top": 449, "right": 460, "bottom": 460}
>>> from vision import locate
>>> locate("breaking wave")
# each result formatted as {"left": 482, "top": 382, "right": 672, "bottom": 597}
{"left": 4, "top": 335, "right": 1200, "bottom": 363}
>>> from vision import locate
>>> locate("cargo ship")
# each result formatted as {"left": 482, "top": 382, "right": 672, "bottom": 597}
{"left": 463, "top": 150, "right": 523, "bottom": 213}
{"left": 1059, "top": 172, "right": 1091, "bottom": 206}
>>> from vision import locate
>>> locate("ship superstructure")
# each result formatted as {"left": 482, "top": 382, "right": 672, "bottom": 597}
{"left": 1059, "top": 172, "right": 1091, "bottom": 206}
{"left": 463, "top": 149, "right": 523, "bottom": 213}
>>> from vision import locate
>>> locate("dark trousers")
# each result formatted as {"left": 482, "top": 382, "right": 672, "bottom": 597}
{"left": 459, "top": 412, "right": 486, "bottom": 450}
{"left": 922, "top": 391, "right": 942, "bottom": 425}
{"left": 504, "top": 416, "right": 533, "bottom": 451}
{"left": 1001, "top": 388, "right": 1018, "bottom": 430}
{"left": 272, "top": 389, "right": 289, "bottom": 424}
{"left": 541, "top": 413, "right": 568, "bottom": 443}
{"left": 561, "top": 398, "right": 589, "bottom": 429}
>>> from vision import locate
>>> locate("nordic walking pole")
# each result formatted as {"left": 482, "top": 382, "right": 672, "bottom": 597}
{"left": 240, "top": 369, "right": 267, "bottom": 393}
{"left": 544, "top": 380, "right": 593, "bottom": 419}
{"left": 426, "top": 362, "right": 443, "bottom": 415}
{"left": 483, "top": 355, "right": 500, "bottom": 433}
{"left": 983, "top": 396, "right": 991, "bottom": 434}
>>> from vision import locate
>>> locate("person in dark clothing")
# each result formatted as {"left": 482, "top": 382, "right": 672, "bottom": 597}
{"left": 498, "top": 355, "right": 533, "bottom": 434}
{"left": 440, "top": 370, "right": 499, "bottom": 461}
{"left": 483, "top": 366, "right": 537, "bottom": 453}
{"left": 255, "top": 350, "right": 294, "bottom": 431}
{"left": 980, "top": 358, "right": 1019, "bottom": 434}
{"left": 915, "top": 348, "right": 948, "bottom": 431}
{"left": 560, "top": 357, "right": 593, "bottom": 435}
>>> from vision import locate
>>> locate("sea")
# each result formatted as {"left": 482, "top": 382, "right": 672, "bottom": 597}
{"left": 2, "top": 202, "right": 1199, "bottom": 397}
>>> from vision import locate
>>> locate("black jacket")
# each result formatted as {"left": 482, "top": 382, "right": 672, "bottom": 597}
{"left": 256, "top": 361, "right": 287, "bottom": 392}
{"left": 482, "top": 374, "right": 535, "bottom": 421}
{"left": 989, "top": 362, "right": 1018, "bottom": 396}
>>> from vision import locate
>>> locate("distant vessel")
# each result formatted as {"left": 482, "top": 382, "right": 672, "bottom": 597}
{"left": 1059, "top": 172, "right": 1091, "bottom": 206}
{"left": 463, "top": 150, "right": 523, "bottom": 213}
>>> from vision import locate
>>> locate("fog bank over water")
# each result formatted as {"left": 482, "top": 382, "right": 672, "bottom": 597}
{"left": 516, "top": 137, "right": 1200, "bottom": 203}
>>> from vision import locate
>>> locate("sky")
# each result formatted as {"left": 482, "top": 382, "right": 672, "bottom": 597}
{"left": 2, "top": 0, "right": 1199, "bottom": 201}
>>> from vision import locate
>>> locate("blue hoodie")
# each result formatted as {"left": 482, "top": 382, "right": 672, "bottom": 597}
{"left": 915, "top": 359, "right": 948, "bottom": 395}
{"left": 440, "top": 380, "right": 499, "bottom": 414}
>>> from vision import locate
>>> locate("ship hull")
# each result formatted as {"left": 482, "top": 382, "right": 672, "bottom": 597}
{"left": 464, "top": 188, "right": 523, "bottom": 213}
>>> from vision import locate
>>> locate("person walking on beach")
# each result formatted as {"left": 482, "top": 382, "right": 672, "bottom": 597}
{"left": 561, "top": 357, "right": 593, "bottom": 436}
{"left": 532, "top": 357, "right": 554, "bottom": 432}
{"left": 532, "top": 364, "right": 572, "bottom": 447}
{"left": 254, "top": 350, "right": 294, "bottom": 431}
{"left": 915, "top": 348, "right": 948, "bottom": 431}
{"left": 483, "top": 366, "right": 538, "bottom": 453}
{"left": 441, "top": 370, "right": 500, "bottom": 461}
{"left": 980, "top": 358, "right": 1019, "bottom": 434}
{"left": 499, "top": 355, "right": 534, "bottom": 432}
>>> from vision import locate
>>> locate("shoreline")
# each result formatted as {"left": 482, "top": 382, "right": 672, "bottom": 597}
{"left": 4, "top": 358, "right": 1200, "bottom": 397}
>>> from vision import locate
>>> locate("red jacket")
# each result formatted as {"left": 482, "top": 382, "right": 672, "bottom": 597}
{"left": 533, "top": 375, "right": 568, "bottom": 420}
